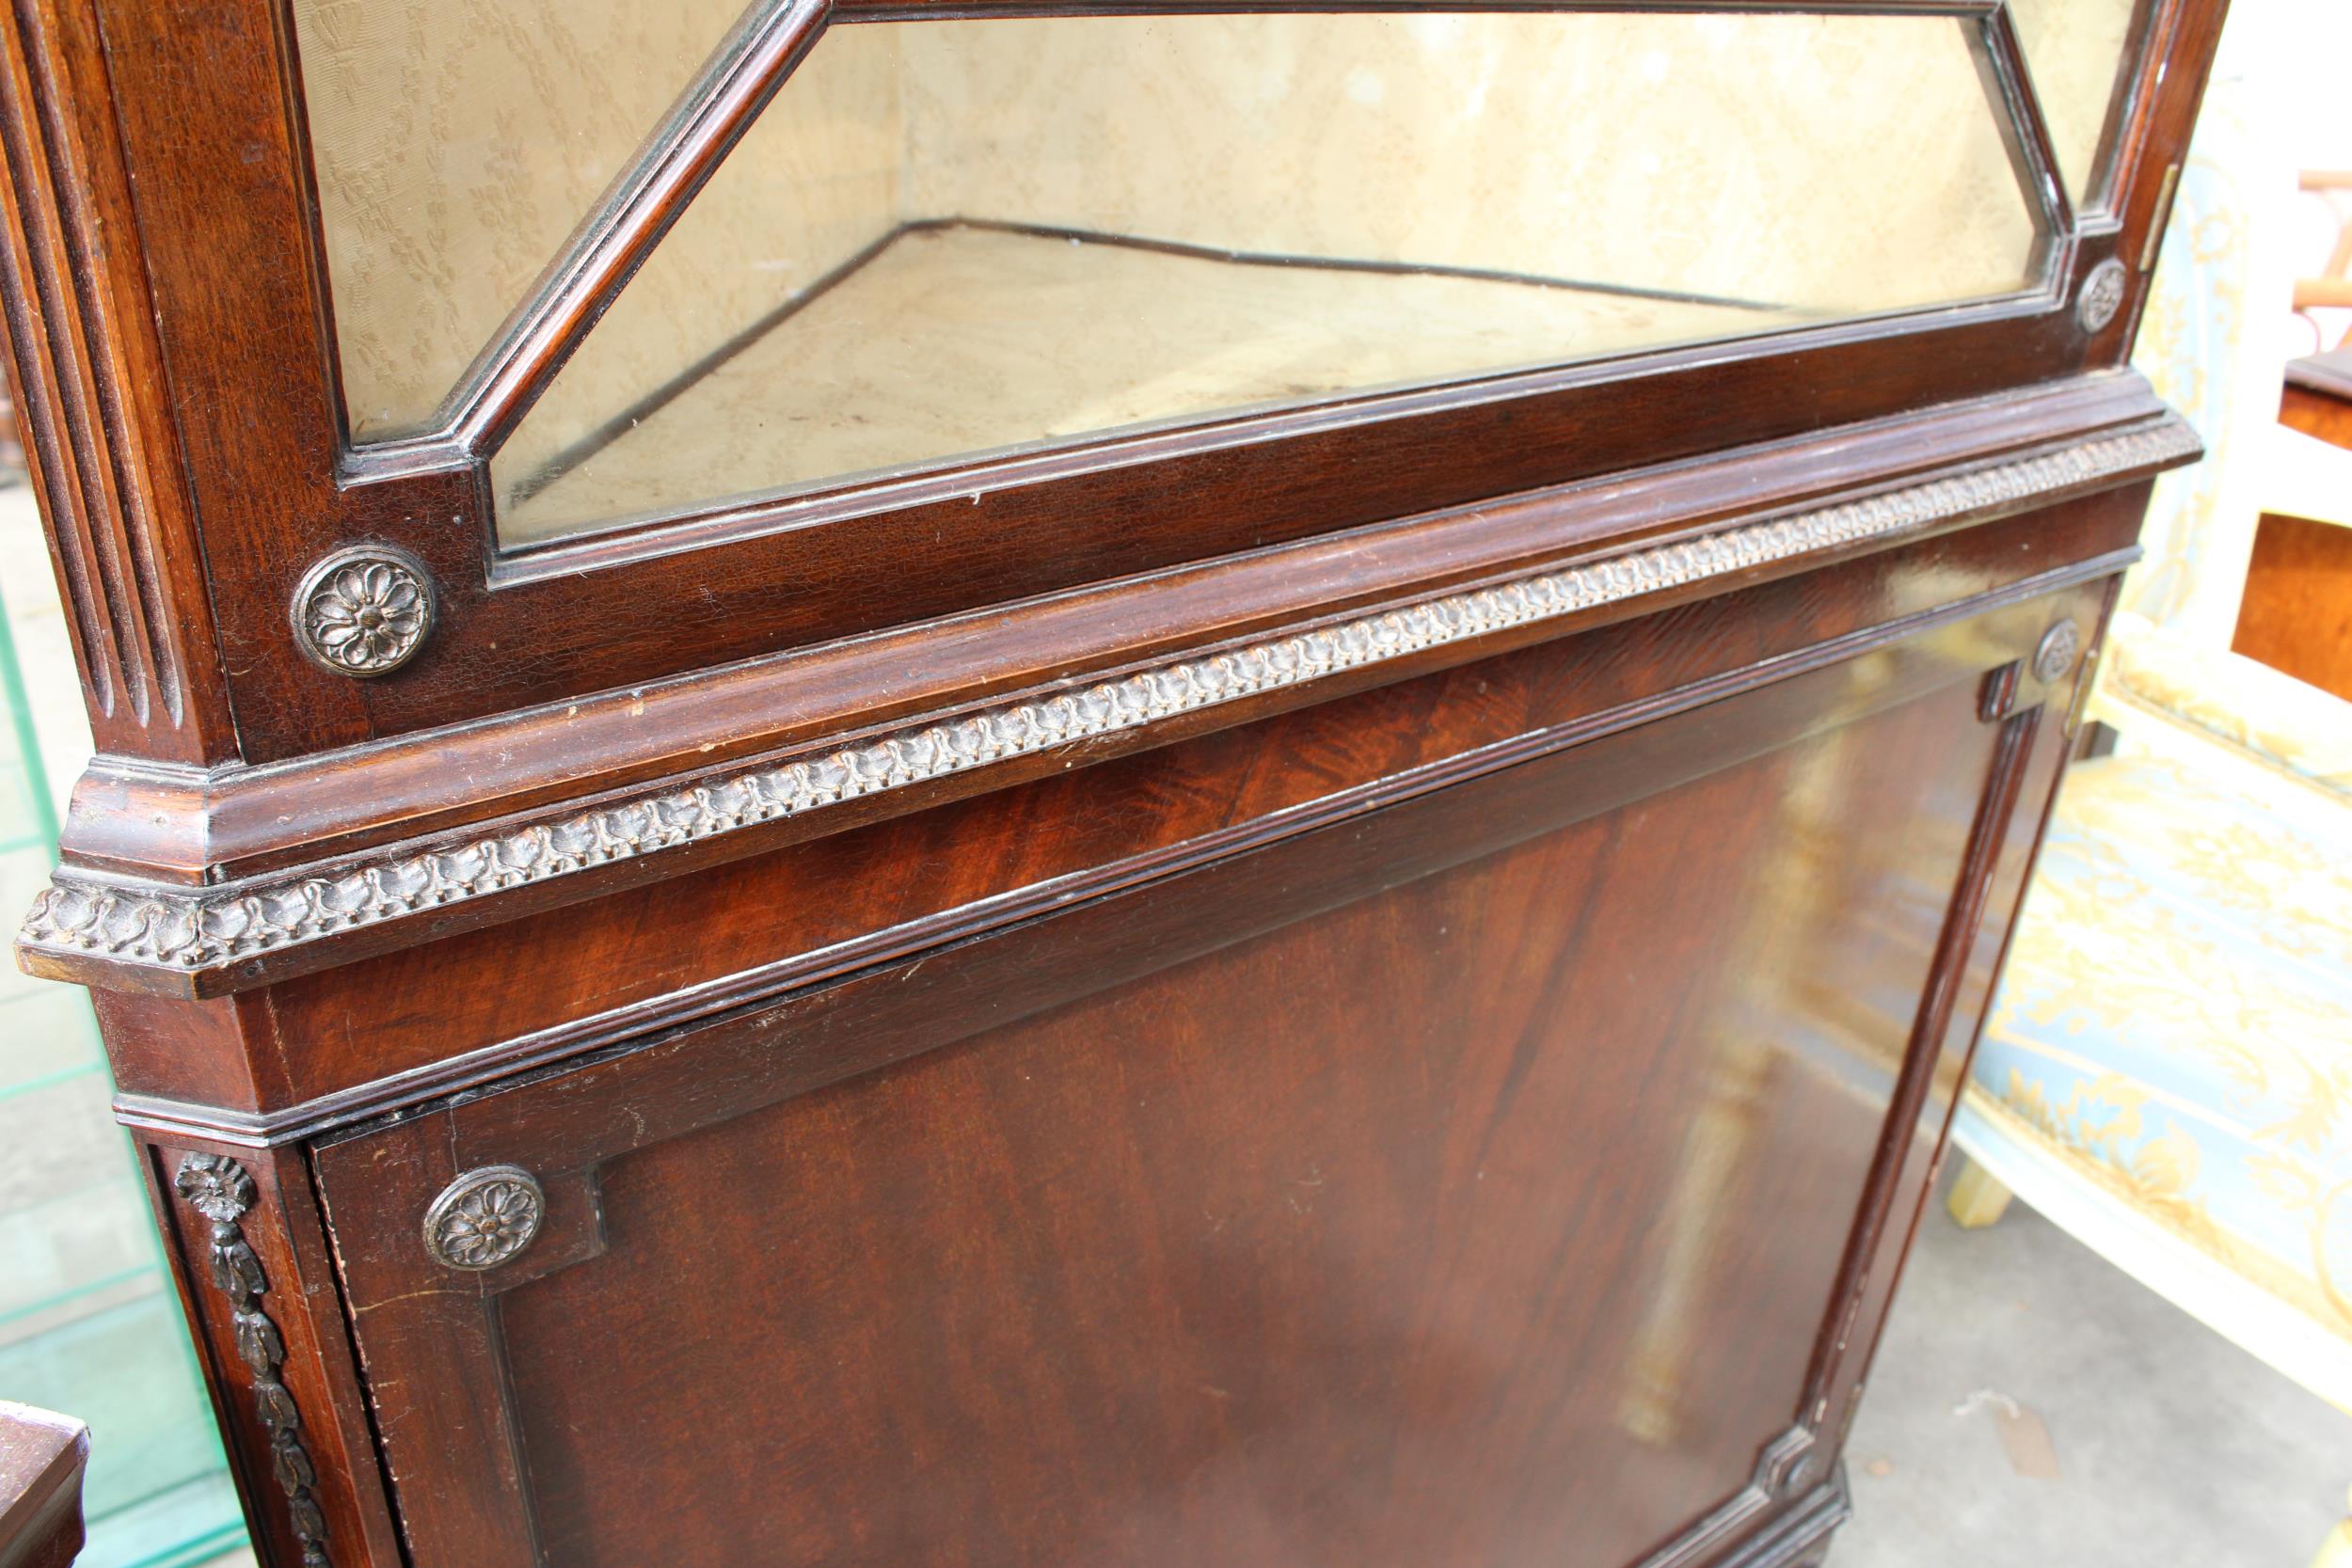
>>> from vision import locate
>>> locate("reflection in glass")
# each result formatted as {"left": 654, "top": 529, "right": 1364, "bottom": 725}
{"left": 457, "top": 12, "right": 2046, "bottom": 544}
{"left": 2010, "top": 0, "right": 2147, "bottom": 207}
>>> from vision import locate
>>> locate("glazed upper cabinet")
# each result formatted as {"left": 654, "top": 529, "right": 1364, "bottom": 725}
{"left": 299, "top": 7, "right": 2104, "bottom": 546}
{"left": 2, "top": 2, "right": 2222, "bottom": 1567}
{"left": 4, "top": 0, "right": 2182, "bottom": 772}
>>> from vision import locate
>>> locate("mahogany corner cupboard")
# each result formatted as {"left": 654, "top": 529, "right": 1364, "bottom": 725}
{"left": 3, "top": 2, "right": 2221, "bottom": 1563}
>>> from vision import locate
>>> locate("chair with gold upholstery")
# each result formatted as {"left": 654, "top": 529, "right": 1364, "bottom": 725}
{"left": 1942, "top": 39, "right": 2352, "bottom": 1567}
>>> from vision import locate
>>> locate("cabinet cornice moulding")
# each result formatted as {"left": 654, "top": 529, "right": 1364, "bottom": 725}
{"left": 40, "top": 372, "right": 2180, "bottom": 892}
{"left": 18, "top": 413, "right": 2199, "bottom": 998}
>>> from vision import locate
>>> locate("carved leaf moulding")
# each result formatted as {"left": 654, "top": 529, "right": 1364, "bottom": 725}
{"left": 18, "top": 420, "right": 2198, "bottom": 984}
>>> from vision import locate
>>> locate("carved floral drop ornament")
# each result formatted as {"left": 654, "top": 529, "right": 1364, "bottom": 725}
{"left": 422, "top": 1164, "right": 547, "bottom": 1270}
{"left": 291, "top": 545, "right": 435, "bottom": 676}
{"left": 2075, "top": 259, "right": 2127, "bottom": 334}
{"left": 171, "top": 1152, "right": 333, "bottom": 1567}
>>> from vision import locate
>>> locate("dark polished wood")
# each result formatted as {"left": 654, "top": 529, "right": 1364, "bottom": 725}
{"left": 19, "top": 0, "right": 2214, "bottom": 761}
{"left": 310, "top": 584, "right": 2095, "bottom": 1568}
{"left": 102, "top": 489, "right": 2150, "bottom": 1128}
{"left": 0, "top": 0, "right": 237, "bottom": 764}
{"left": 0, "top": 1404, "right": 87, "bottom": 1568}
{"left": 21, "top": 372, "right": 2172, "bottom": 1001}
{"left": 0, "top": 4, "right": 2228, "bottom": 1566}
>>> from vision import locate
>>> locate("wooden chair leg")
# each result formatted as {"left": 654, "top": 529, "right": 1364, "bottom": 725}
{"left": 1946, "top": 1159, "right": 2015, "bottom": 1230}
{"left": 2312, "top": 1487, "right": 2352, "bottom": 1568}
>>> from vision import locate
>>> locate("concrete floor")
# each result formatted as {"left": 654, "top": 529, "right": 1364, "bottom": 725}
{"left": 1840, "top": 1176, "right": 2352, "bottom": 1568}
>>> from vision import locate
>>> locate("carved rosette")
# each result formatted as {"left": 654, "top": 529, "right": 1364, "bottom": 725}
{"left": 19, "top": 420, "right": 2201, "bottom": 983}
{"left": 291, "top": 546, "right": 434, "bottom": 677}
{"left": 422, "top": 1165, "right": 546, "bottom": 1270}
{"left": 172, "top": 1153, "right": 332, "bottom": 1568}
{"left": 2076, "top": 259, "right": 2127, "bottom": 334}
{"left": 2032, "top": 618, "right": 2083, "bottom": 684}
{"left": 1752, "top": 1424, "right": 1820, "bottom": 1500}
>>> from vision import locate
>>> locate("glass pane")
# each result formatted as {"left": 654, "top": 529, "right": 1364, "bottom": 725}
{"left": 2010, "top": 0, "right": 2146, "bottom": 208}
{"left": 293, "top": 0, "right": 755, "bottom": 436}
{"left": 493, "top": 12, "right": 2046, "bottom": 546}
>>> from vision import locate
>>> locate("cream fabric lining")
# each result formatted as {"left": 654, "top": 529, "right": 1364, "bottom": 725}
{"left": 292, "top": 0, "right": 752, "bottom": 436}
{"left": 501, "top": 225, "right": 1801, "bottom": 543}
{"left": 2010, "top": 0, "right": 2143, "bottom": 207}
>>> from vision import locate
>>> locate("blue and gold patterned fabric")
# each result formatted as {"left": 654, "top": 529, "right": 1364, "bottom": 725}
{"left": 1972, "top": 750, "right": 2352, "bottom": 1343}
{"left": 2102, "top": 612, "right": 2352, "bottom": 800}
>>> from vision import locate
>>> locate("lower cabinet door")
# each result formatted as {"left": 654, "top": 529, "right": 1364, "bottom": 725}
{"left": 315, "top": 586, "right": 2091, "bottom": 1568}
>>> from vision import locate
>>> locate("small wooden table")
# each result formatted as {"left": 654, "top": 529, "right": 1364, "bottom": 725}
{"left": 2234, "top": 349, "right": 2352, "bottom": 701}
{"left": 0, "top": 1402, "right": 89, "bottom": 1568}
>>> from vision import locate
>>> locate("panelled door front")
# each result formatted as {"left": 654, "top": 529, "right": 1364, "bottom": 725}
{"left": 314, "top": 581, "right": 2096, "bottom": 1568}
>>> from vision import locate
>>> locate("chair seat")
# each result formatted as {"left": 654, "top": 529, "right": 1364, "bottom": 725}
{"left": 1970, "top": 750, "right": 2352, "bottom": 1345}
